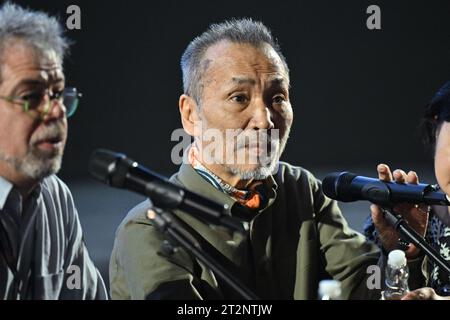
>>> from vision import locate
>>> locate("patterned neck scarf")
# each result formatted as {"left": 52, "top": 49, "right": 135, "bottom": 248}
{"left": 188, "top": 145, "right": 266, "bottom": 210}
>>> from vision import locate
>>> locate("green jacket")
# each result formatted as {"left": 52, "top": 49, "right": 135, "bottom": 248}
{"left": 109, "top": 162, "right": 396, "bottom": 299}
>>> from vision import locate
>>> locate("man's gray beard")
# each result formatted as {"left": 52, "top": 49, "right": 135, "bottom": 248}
{"left": 0, "top": 148, "right": 63, "bottom": 180}
{"left": 223, "top": 130, "right": 290, "bottom": 181}
{"left": 0, "top": 121, "right": 66, "bottom": 180}
{"left": 225, "top": 159, "right": 279, "bottom": 180}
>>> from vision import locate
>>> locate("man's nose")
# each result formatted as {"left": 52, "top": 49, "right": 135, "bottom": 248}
{"left": 248, "top": 99, "right": 275, "bottom": 130}
{"left": 42, "top": 99, "right": 66, "bottom": 122}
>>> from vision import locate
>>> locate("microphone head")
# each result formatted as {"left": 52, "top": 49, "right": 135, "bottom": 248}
{"left": 89, "top": 149, "right": 130, "bottom": 187}
{"left": 322, "top": 172, "right": 357, "bottom": 202}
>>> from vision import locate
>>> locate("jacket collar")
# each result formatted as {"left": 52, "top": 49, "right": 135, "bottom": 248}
{"left": 172, "top": 162, "right": 278, "bottom": 218}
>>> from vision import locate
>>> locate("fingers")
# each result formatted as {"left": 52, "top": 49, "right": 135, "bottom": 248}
{"left": 371, "top": 204, "right": 388, "bottom": 228}
{"left": 392, "top": 169, "right": 407, "bottom": 184}
{"left": 377, "top": 164, "right": 420, "bottom": 185}
{"left": 400, "top": 291, "right": 416, "bottom": 300}
{"left": 406, "top": 170, "right": 419, "bottom": 184}
{"left": 375, "top": 164, "right": 423, "bottom": 256}
{"left": 377, "top": 164, "right": 393, "bottom": 181}
{"left": 401, "top": 291, "right": 420, "bottom": 300}
{"left": 371, "top": 204, "right": 398, "bottom": 251}
{"left": 401, "top": 288, "right": 436, "bottom": 300}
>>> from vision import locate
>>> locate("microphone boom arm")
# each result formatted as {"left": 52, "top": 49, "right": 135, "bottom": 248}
{"left": 382, "top": 206, "right": 450, "bottom": 277}
{"left": 149, "top": 207, "right": 259, "bottom": 300}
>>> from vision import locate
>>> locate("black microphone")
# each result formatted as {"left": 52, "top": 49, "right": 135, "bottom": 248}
{"left": 89, "top": 149, "right": 248, "bottom": 234}
{"left": 322, "top": 171, "right": 450, "bottom": 206}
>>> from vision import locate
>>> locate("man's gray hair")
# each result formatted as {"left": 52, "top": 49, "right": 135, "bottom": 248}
{"left": 0, "top": 2, "right": 69, "bottom": 83}
{"left": 181, "top": 18, "right": 289, "bottom": 104}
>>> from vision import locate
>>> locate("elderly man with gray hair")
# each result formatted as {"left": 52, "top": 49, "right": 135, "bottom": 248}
{"left": 0, "top": 3, "right": 106, "bottom": 299}
{"left": 110, "top": 18, "right": 430, "bottom": 300}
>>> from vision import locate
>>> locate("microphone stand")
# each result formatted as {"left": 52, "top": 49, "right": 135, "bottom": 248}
{"left": 88, "top": 149, "right": 258, "bottom": 298}
{"left": 382, "top": 207, "right": 450, "bottom": 276}
{"left": 148, "top": 207, "right": 259, "bottom": 300}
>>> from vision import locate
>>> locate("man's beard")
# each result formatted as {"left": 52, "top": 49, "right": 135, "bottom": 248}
{"left": 222, "top": 126, "right": 291, "bottom": 180}
{"left": 0, "top": 122, "right": 66, "bottom": 180}
{"left": 194, "top": 114, "right": 291, "bottom": 181}
{"left": 225, "top": 161, "right": 279, "bottom": 180}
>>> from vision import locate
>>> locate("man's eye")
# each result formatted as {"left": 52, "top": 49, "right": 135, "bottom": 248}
{"left": 21, "top": 92, "right": 44, "bottom": 107}
{"left": 273, "top": 95, "right": 286, "bottom": 104}
{"left": 231, "top": 94, "right": 249, "bottom": 103}
{"left": 52, "top": 90, "right": 64, "bottom": 99}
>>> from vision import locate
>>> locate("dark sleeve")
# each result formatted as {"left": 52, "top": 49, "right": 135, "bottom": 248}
{"left": 57, "top": 181, "right": 108, "bottom": 300}
{"left": 305, "top": 172, "right": 383, "bottom": 299}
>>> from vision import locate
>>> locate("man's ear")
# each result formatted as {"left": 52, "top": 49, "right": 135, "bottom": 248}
{"left": 179, "top": 94, "right": 200, "bottom": 136}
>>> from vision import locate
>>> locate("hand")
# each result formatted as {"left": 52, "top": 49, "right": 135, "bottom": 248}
{"left": 370, "top": 164, "right": 429, "bottom": 259}
{"left": 401, "top": 287, "right": 450, "bottom": 300}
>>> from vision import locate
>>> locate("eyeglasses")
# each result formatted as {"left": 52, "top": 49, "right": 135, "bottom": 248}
{"left": 0, "top": 87, "right": 81, "bottom": 119}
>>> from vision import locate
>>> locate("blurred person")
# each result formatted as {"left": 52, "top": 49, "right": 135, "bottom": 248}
{"left": 365, "top": 81, "right": 450, "bottom": 300}
{"left": 0, "top": 3, "right": 106, "bottom": 299}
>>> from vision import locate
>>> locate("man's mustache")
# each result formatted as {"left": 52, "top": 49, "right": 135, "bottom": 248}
{"left": 234, "top": 131, "right": 280, "bottom": 150}
{"left": 31, "top": 121, "right": 66, "bottom": 145}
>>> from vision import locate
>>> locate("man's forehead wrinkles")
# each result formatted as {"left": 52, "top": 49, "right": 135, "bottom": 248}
{"left": 38, "top": 63, "right": 64, "bottom": 78}
{"left": 201, "top": 45, "right": 289, "bottom": 91}
{"left": 268, "top": 76, "right": 288, "bottom": 86}
{"left": 226, "top": 75, "right": 287, "bottom": 87}
{"left": 230, "top": 77, "right": 256, "bottom": 85}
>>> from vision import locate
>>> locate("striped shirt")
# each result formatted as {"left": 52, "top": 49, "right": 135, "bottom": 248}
{"left": 0, "top": 175, "right": 107, "bottom": 299}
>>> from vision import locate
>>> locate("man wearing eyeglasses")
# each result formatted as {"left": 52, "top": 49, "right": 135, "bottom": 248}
{"left": 0, "top": 3, "right": 106, "bottom": 299}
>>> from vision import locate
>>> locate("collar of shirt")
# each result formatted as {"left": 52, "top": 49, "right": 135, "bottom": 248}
{"left": 186, "top": 144, "right": 278, "bottom": 211}
{"left": 176, "top": 161, "right": 278, "bottom": 220}
{"left": 0, "top": 176, "right": 14, "bottom": 211}
{"left": 0, "top": 176, "right": 42, "bottom": 212}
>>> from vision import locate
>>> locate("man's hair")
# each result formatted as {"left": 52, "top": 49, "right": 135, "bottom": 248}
{"left": 420, "top": 81, "right": 450, "bottom": 153}
{"left": 181, "top": 18, "right": 289, "bottom": 104}
{"left": 0, "top": 2, "right": 69, "bottom": 83}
